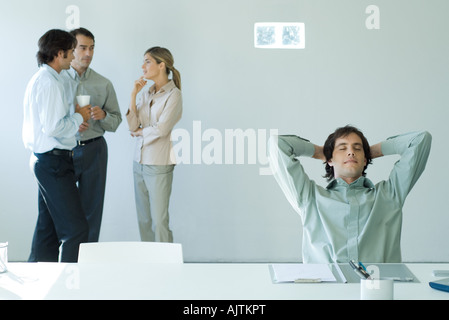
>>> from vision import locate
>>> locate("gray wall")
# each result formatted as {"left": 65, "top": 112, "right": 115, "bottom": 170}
{"left": 1, "top": 0, "right": 448, "bottom": 262}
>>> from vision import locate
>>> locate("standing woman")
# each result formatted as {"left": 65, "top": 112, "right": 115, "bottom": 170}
{"left": 127, "top": 47, "right": 182, "bottom": 242}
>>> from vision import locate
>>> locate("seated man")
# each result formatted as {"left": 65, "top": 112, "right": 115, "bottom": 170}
{"left": 268, "top": 125, "right": 431, "bottom": 263}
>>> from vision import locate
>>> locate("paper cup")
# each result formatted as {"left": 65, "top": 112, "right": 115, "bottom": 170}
{"left": 361, "top": 278, "right": 394, "bottom": 300}
{"left": 76, "top": 95, "right": 90, "bottom": 107}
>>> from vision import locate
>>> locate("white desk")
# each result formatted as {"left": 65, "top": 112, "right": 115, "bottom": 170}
{"left": 0, "top": 262, "right": 448, "bottom": 300}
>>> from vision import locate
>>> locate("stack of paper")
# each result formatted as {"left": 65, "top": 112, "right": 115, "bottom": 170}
{"left": 270, "top": 264, "right": 337, "bottom": 283}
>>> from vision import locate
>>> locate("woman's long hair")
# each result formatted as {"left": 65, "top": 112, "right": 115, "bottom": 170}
{"left": 145, "top": 46, "right": 181, "bottom": 90}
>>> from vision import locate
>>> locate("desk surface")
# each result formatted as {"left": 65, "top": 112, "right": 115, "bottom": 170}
{"left": 1, "top": 262, "right": 448, "bottom": 300}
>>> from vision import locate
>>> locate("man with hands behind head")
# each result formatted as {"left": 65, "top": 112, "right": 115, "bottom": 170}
{"left": 268, "top": 125, "right": 431, "bottom": 264}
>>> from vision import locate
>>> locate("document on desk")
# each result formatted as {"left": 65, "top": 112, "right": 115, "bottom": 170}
{"left": 338, "top": 263, "right": 418, "bottom": 283}
{"left": 270, "top": 264, "right": 337, "bottom": 283}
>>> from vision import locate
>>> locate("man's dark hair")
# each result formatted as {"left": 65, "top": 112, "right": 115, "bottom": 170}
{"left": 323, "top": 125, "right": 372, "bottom": 182}
{"left": 36, "top": 29, "right": 76, "bottom": 67}
{"left": 69, "top": 27, "right": 95, "bottom": 42}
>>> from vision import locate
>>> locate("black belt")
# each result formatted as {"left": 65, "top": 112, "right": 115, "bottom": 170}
{"left": 77, "top": 136, "right": 102, "bottom": 146}
{"left": 44, "top": 149, "right": 73, "bottom": 157}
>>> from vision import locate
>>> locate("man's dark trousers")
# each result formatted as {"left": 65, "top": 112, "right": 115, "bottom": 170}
{"left": 28, "top": 150, "right": 88, "bottom": 262}
{"left": 73, "top": 136, "right": 108, "bottom": 242}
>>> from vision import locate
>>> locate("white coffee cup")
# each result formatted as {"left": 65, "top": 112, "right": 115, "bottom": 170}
{"left": 360, "top": 278, "right": 394, "bottom": 300}
{"left": 76, "top": 95, "right": 90, "bottom": 107}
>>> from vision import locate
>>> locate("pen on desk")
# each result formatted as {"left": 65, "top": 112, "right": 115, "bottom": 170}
{"left": 359, "top": 261, "right": 367, "bottom": 271}
{"left": 349, "top": 260, "right": 371, "bottom": 280}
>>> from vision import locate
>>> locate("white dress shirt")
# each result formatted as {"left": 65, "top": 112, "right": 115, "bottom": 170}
{"left": 23, "top": 65, "right": 83, "bottom": 153}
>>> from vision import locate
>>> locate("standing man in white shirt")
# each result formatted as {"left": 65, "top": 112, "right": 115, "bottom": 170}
{"left": 23, "top": 29, "right": 91, "bottom": 262}
{"left": 61, "top": 28, "right": 122, "bottom": 242}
